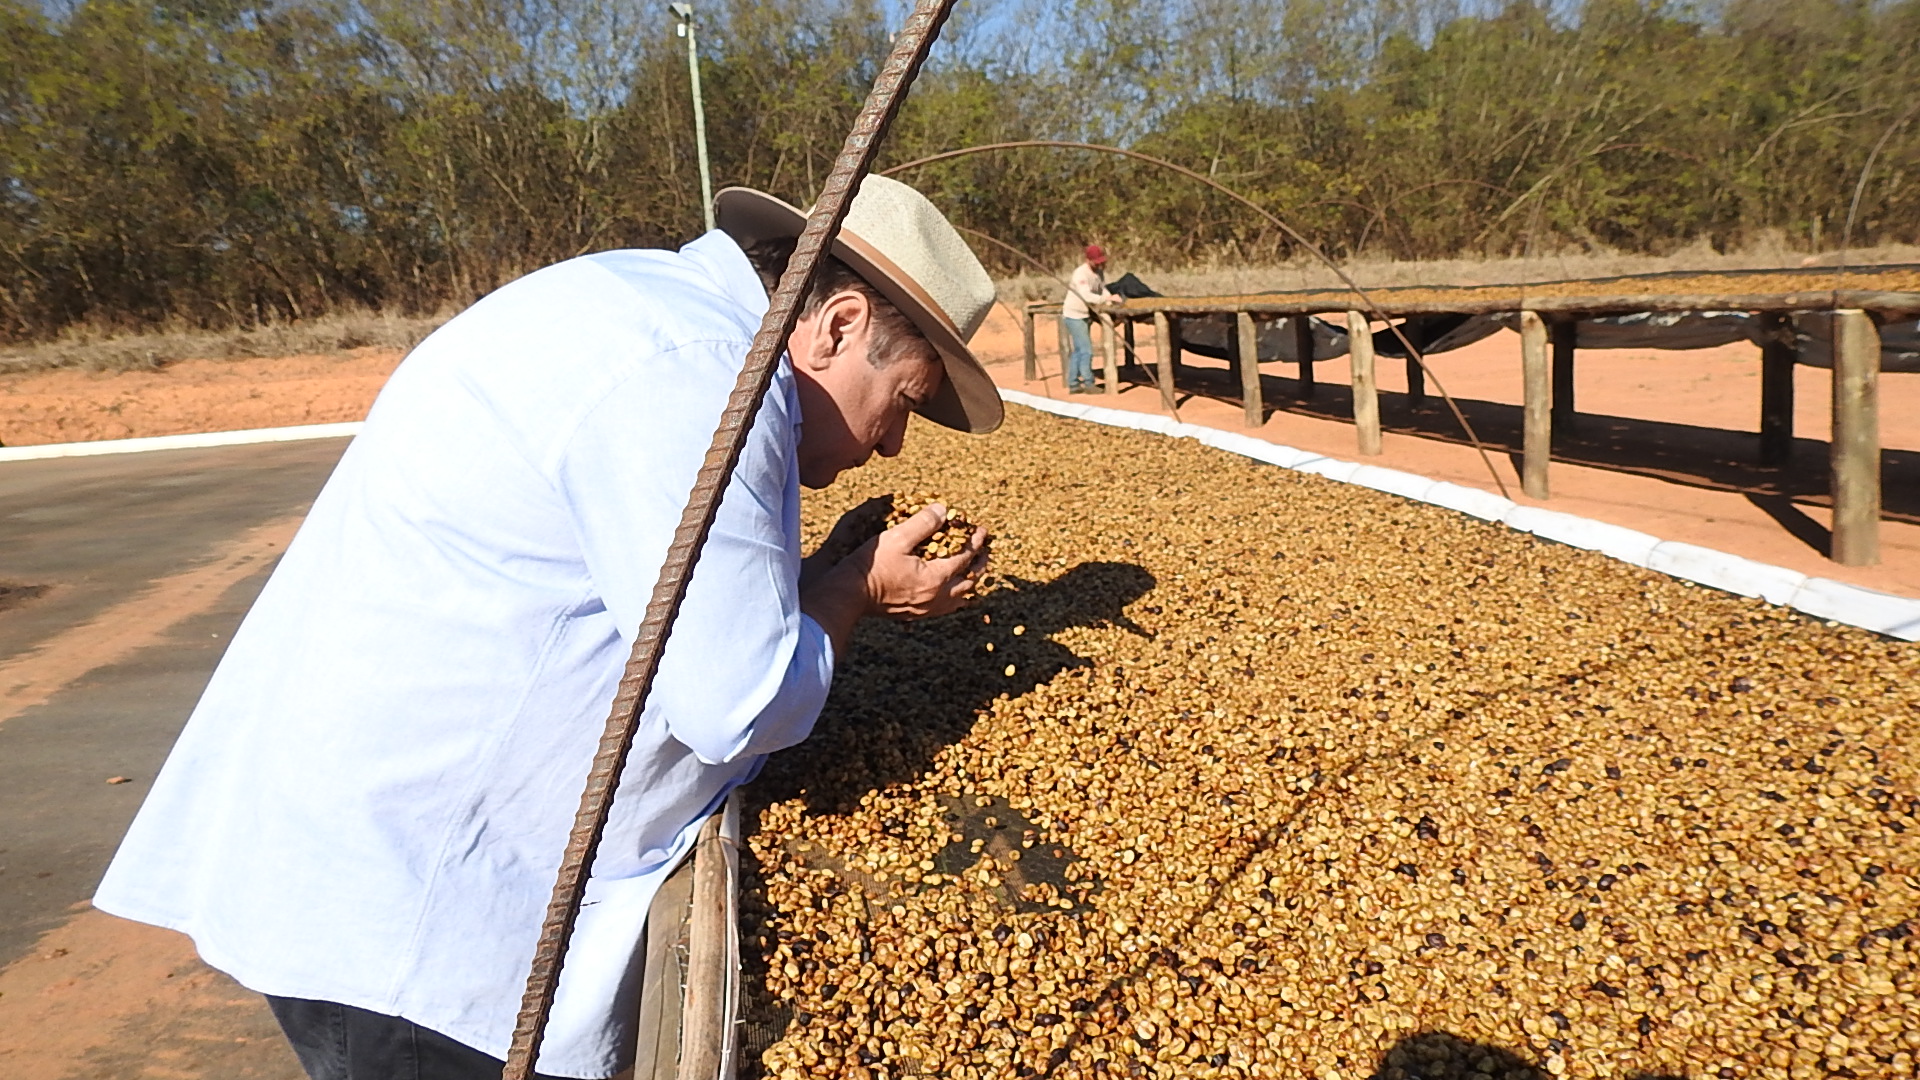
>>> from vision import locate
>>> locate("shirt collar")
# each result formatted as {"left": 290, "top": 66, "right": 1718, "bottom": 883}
{"left": 680, "top": 229, "right": 771, "bottom": 323}
{"left": 678, "top": 228, "right": 802, "bottom": 434}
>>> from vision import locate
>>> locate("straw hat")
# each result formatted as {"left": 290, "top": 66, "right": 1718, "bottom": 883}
{"left": 714, "top": 175, "right": 1002, "bottom": 434}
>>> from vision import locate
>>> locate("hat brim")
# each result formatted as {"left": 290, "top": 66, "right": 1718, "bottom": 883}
{"left": 715, "top": 187, "right": 1003, "bottom": 435}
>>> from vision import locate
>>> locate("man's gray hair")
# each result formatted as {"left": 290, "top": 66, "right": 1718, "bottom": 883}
{"left": 742, "top": 238, "right": 937, "bottom": 369}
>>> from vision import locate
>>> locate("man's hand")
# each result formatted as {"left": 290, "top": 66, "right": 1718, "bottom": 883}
{"left": 800, "top": 503, "right": 989, "bottom": 659}
{"left": 861, "top": 503, "right": 989, "bottom": 619}
{"left": 800, "top": 496, "right": 891, "bottom": 592}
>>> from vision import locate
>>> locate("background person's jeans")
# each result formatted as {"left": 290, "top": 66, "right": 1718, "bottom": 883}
{"left": 268, "top": 996, "right": 569, "bottom": 1080}
{"left": 1063, "top": 316, "right": 1095, "bottom": 389}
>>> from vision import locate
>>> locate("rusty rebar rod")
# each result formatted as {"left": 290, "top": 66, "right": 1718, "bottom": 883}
{"left": 500, "top": 3, "right": 958, "bottom": 1075}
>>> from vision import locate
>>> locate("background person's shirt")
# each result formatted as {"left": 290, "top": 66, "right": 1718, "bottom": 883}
{"left": 94, "top": 231, "right": 832, "bottom": 1079}
{"left": 1061, "top": 260, "right": 1114, "bottom": 319}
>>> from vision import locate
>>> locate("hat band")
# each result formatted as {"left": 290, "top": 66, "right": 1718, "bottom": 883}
{"left": 830, "top": 228, "right": 968, "bottom": 345}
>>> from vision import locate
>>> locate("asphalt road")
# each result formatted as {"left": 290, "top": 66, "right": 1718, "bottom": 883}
{"left": 0, "top": 438, "right": 349, "bottom": 966}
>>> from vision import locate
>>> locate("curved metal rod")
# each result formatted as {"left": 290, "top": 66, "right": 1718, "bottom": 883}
{"left": 1837, "top": 99, "right": 1920, "bottom": 291}
{"left": 500, "top": 2, "right": 960, "bottom": 1075}
{"left": 883, "top": 140, "right": 1512, "bottom": 498}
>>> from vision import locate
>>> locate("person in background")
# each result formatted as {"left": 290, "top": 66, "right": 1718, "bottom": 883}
{"left": 1061, "top": 243, "right": 1120, "bottom": 393}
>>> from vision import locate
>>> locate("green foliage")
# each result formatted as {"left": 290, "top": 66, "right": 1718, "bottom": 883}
{"left": 1, "top": 0, "right": 1917, "bottom": 341}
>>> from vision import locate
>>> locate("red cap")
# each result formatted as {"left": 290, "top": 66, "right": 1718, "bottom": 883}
{"left": 1085, "top": 244, "right": 1107, "bottom": 264}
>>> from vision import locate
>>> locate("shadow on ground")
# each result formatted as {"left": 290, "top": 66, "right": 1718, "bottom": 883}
{"left": 1121, "top": 362, "right": 1919, "bottom": 548}
{"left": 747, "top": 560, "right": 1156, "bottom": 818}
{"left": 1367, "top": 1030, "right": 1685, "bottom": 1080}
{"left": 735, "top": 561, "right": 1155, "bottom": 1074}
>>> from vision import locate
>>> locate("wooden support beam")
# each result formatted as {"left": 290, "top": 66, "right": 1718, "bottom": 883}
{"left": 1022, "top": 306, "right": 1037, "bottom": 381}
{"left": 1405, "top": 354, "right": 1426, "bottom": 407}
{"left": 1122, "top": 318, "right": 1137, "bottom": 373}
{"left": 1119, "top": 288, "right": 1920, "bottom": 320}
{"left": 1292, "top": 315, "right": 1316, "bottom": 399}
{"left": 1236, "top": 312, "right": 1262, "bottom": 428}
{"left": 1520, "top": 310, "right": 1552, "bottom": 499}
{"left": 1758, "top": 312, "right": 1795, "bottom": 466}
{"left": 1550, "top": 316, "right": 1577, "bottom": 439}
{"left": 1348, "top": 311, "right": 1381, "bottom": 455}
{"left": 1829, "top": 309, "right": 1881, "bottom": 566}
{"left": 1153, "top": 311, "right": 1177, "bottom": 414}
{"left": 1168, "top": 315, "right": 1184, "bottom": 375}
{"left": 676, "top": 811, "right": 733, "bottom": 1080}
{"left": 1100, "top": 313, "right": 1119, "bottom": 397}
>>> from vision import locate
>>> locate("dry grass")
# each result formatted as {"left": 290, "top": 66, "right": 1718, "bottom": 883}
{"left": 994, "top": 241, "right": 1920, "bottom": 306}
{"left": 0, "top": 307, "right": 449, "bottom": 377}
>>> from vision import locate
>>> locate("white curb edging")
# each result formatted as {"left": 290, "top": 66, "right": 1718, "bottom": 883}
{"left": 0, "top": 421, "right": 363, "bottom": 463}
{"left": 1000, "top": 389, "right": 1920, "bottom": 641}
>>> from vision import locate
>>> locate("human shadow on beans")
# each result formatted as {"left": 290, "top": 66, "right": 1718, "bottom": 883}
{"left": 747, "top": 560, "right": 1157, "bottom": 818}
{"left": 1367, "top": 1031, "right": 1686, "bottom": 1080}
{"left": 734, "top": 561, "right": 1155, "bottom": 1075}
{"left": 1369, "top": 1031, "right": 1547, "bottom": 1080}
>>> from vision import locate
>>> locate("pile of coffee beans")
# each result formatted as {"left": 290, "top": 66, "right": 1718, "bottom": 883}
{"left": 738, "top": 405, "right": 1917, "bottom": 1080}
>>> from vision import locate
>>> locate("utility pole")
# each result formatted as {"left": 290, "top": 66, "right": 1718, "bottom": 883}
{"left": 668, "top": 3, "right": 716, "bottom": 232}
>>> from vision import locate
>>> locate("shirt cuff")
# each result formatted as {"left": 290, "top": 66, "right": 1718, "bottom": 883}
{"left": 725, "top": 613, "right": 834, "bottom": 760}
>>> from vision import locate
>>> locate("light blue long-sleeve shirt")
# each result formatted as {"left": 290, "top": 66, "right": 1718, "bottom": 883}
{"left": 94, "top": 231, "right": 832, "bottom": 1077}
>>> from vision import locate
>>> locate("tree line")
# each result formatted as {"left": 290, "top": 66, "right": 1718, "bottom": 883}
{"left": 2, "top": 0, "right": 1916, "bottom": 342}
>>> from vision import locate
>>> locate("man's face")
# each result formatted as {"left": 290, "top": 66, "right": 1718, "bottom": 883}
{"left": 789, "top": 290, "right": 944, "bottom": 489}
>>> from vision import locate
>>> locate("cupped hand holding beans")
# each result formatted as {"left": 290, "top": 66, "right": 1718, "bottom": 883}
{"left": 856, "top": 502, "right": 989, "bottom": 620}
{"left": 801, "top": 501, "right": 989, "bottom": 654}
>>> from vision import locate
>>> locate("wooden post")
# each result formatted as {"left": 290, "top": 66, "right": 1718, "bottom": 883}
{"left": 1022, "top": 305, "right": 1037, "bottom": 381}
{"left": 1348, "top": 311, "right": 1381, "bottom": 455}
{"left": 1100, "top": 312, "right": 1119, "bottom": 397}
{"left": 1396, "top": 318, "right": 1427, "bottom": 408}
{"left": 1829, "top": 309, "right": 1881, "bottom": 566}
{"left": 1153, "top": 311, "right": 1177, "bottom": 414}
{"left": 1122, "top": 317, "right": 1137, "bottom": 374}
{"left": 1520, "top": 310, "right": 1552, "bottom": 499}
{"left": 1550, "top": 316, "right": 1577, "bottom": 439}
{"left": 1758, "top": 312, "right": 1795, "bottom": 466}
{"left": 1237, "top": 311, "right": 1262, "bottom": 428}
{"left": 677, "top": 811, "right": 734, "bottom": 1080}
{"left": 1168, "top": 315, "right": 1184, "bottom": 375}
{"left": 1293, "top": 315, "right": 1316, "bottom": 399}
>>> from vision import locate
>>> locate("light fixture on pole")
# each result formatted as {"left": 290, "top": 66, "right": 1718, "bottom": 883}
{"left": 668, "top": 2, "right": 716, "bottom": 232}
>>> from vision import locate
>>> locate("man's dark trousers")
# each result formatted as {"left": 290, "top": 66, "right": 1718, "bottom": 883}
{"left": 268, "top": 996, "right": 572, "bottom": 1080}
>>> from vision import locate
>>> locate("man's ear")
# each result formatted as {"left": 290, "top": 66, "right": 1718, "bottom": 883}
{"left": 803, "top": 290, "right": 872, "bottom": 371}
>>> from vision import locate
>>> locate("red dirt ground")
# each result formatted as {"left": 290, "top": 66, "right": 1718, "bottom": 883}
{"left": 0, "top": 348, "right": 401, "bottom": 446}
{"left": 0, "top": 908, "right": 301, "bottom": 1080}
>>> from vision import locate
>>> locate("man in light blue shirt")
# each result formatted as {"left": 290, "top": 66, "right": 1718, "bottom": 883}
{"left": 94, "top": 176, "right": 1003, "bottom": 1079}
